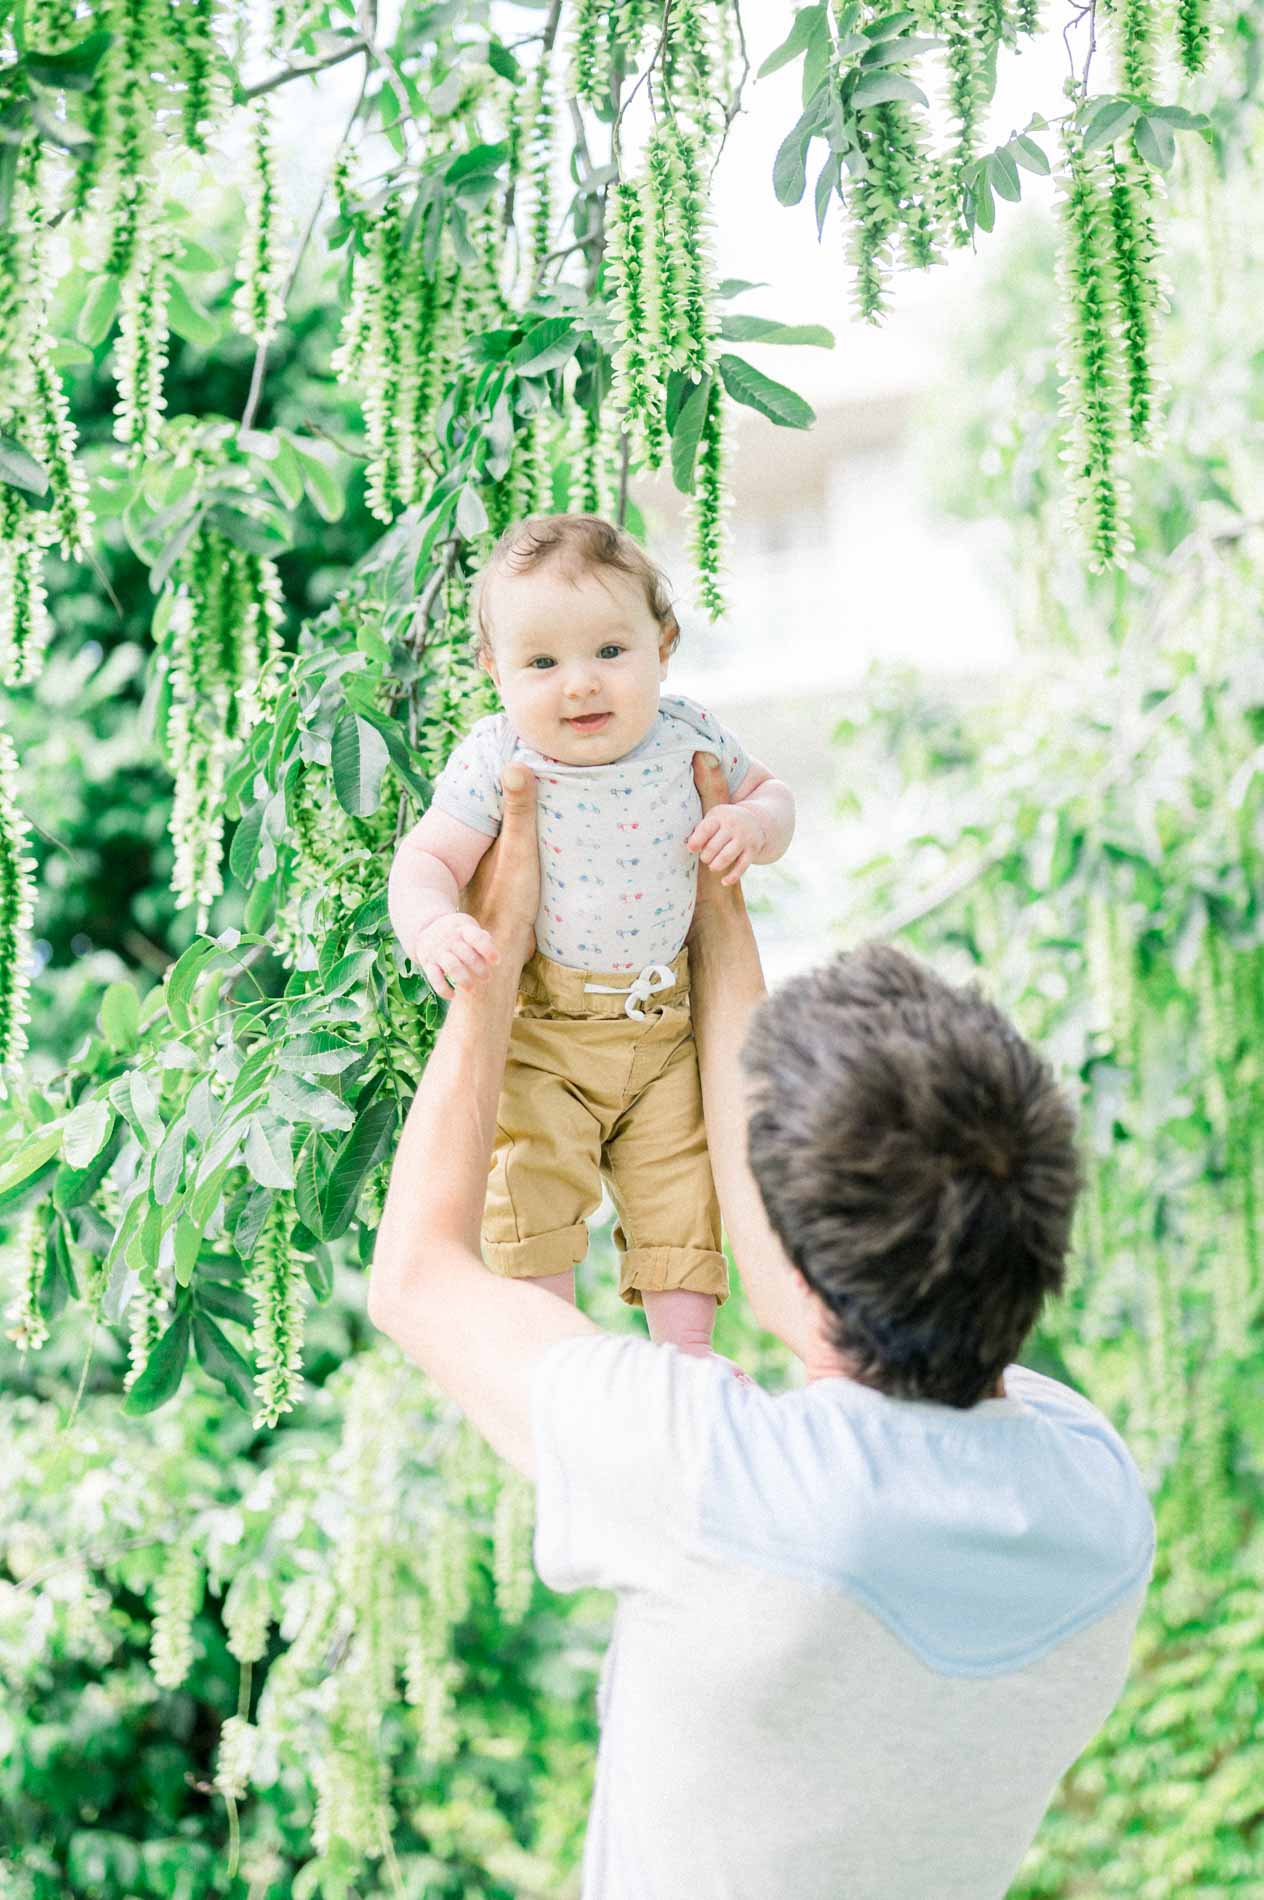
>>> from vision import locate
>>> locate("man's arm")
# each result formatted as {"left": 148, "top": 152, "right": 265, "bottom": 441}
{"left": 688, "top": 753, "right": 818, "bottom": 1363}
{"left": 367, "top": 766, "right": 599, "bottom": 1478}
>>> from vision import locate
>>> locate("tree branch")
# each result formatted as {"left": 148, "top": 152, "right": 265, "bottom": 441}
{"left": 240, "top": 50, "right": 373, "bottom": 436}
{"left": 238, "top": 35, "right": 370, "bottom": 103}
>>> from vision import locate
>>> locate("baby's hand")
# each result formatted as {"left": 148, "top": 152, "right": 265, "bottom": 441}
{"left": 686, "top": 801, "right": 766, "bottom": 886}
{"left": 414, "top": 912, "right": 499, "bottom": 1001}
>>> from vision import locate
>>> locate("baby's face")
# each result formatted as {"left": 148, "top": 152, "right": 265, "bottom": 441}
{"left": 480, "top": 561, "right": 673, "bottom": 765}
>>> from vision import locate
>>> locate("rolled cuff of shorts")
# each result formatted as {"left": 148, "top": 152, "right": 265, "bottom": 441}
{"left": 483, "top": 1222, "right": 590, "bottom": 1279}
{"left": 617, "top": 1246, "right": 730, "bottom": 1309}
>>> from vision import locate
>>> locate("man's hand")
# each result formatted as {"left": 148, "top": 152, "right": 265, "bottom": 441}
{"left": 459, "top": 762, "right": 539, "bottom": 971}
{"left": 688, "top": 752, "right": 753, "bottom": 911}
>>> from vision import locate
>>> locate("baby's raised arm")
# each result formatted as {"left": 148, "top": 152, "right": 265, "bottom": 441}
{"left": 389, "top": 809, "right": 499, "bottom": 1000}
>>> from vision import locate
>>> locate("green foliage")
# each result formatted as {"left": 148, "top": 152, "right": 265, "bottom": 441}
{"left": 835, "top": 140, "right": 1264, "bottom": 1891}
{"left": 0, "top": 1, "right": 1261, "bottom": 1892}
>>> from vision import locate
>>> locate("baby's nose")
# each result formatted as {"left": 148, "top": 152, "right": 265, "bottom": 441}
{"left": 563, "top": 673, "right": 600, "bottom": 698}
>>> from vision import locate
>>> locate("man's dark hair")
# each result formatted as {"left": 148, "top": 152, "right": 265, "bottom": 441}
{"left": 742, "top": 942, "right": 1082, "bottom": 1409}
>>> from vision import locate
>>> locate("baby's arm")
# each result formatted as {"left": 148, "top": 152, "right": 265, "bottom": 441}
{"left": 687, "top": 756, "right": 795, "bottom": 886}
{"left": 388, "top": 809, "right": 499, "bottom": 1000}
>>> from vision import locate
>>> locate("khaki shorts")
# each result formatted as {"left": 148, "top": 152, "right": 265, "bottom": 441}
{"left": 483, "top": 946, "right": 728, "bottom": 1308}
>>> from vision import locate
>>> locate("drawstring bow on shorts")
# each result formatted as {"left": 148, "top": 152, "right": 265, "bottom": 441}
{"left": 582, "top": 962, "right": 677, "bottom": 1021}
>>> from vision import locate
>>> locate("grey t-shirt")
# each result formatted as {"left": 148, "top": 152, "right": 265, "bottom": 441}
{"left": 529, "top": 1334, "right": 1156, "bottom": 1900}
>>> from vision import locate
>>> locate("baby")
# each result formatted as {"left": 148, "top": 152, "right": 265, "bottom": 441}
{"left": 388, "top": 514, "right": 795, "bottom": 1361}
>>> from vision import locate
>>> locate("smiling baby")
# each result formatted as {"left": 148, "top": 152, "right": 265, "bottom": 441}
{"left": 387, "top": 514, "right": 795, "bottom": 1359}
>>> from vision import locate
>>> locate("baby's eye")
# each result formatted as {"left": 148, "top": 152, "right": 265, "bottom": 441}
{"left": 528, "top": 656, "right": 555, "bottom": 670}
{"left": 598, "top": 644, "right": 624, "bottom": 660}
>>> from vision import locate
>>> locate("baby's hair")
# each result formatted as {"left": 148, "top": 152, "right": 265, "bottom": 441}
{"left": 467, "top": 513, "right": 681, "bottom": 662}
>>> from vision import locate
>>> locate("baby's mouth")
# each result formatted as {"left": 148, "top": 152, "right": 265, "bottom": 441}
{"left": 566, "top": 712, "right": 611, "bottom": 731}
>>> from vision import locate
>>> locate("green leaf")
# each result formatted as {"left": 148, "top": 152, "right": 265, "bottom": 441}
{"left": 444, "top": 141, "right": 509, "bottom": 184}
{"left": 1133, "top": 114, "right": 1176, "bottom": 170}
{"left": 772, "top": 101, "right": 819, "bottom": 206}
{"left": 149, "top": 511, "right": 202, "bottom": 596}
{"left": 152, "top": 1118, "right": 188, "bottom": 1206}
{"left": 850, "top": 71, "right": 929, "bottom": 108}
{"left": 205, "top": 504, "right": 291, "bottom": 556}
{"left": 988, "top": 146, "right": 1022, "bottom": 201}
{"left": 100, "top": 981, "right": 141, "bottom": 1053}
{"left": 757, "top": 4, "right": 828, "bottom": 78}
{"left": 719, "top": 315, "right": 835, "bottom": 347}
{"left": 173, "top": 1215, "right": 205, "bottom": 1287}
{"left": 321, "top": 1097, "right": 398, "bottom": 1240}
{"left": 75, "top": 272, "right": 121, "bottom": 347}
{"left": 971, "top": 172, "right": 996, "bottom": 233}
{"left": 1080, "top": 98, "right": 1138, "bottom": 151}
{"left": 717, "top": 355, "right": 815, "bottom": 429}
{"left": 331, "top": 713, "right": 390, "bottom": 817}
{"left": 670, "top": 375, "right": 713, "bottom": 495}
{"left": 814, "top": 148, "right": 842, "bottom": 238}
{"left": 195, "top": 1279, "right": 254, "bottom": 1327}
{"left": 864, "top": 9, "right": 918, "bottom": 37}
{"left": 290, "top": 439, "right": 345, "bottom": 521}
{"left": 62, "top": 1098, "right": 112, "bottom": 1170}
{"left": 353, "top": 709, "right": 432, "bottom": 806}
{"left": 164, "top": 937, "right": 218, "bottom": 1033}
{"left": 123, "top": 1310, "right": 191, "bottom": 1415}
{"left": 0, "top": 1124, "right": 65, "bottom": 1216}
{"left": 303, "top": 1246, "right": 335, "bottom": 1302}
{"left": 22, "top": 28, "right": 112, "bottom": 88}
{"left": 270, "top": 1072, "right": 356, "bottom": 1133}
{"left": 192, "top": 1311, "right": 255, "bottom": 1412}
{"left": 48, "top": 339, "right": 93, "bottom": 371}
{"left": 1011, "top": 134, "right": 1051, "bottom": 175}
{"left": 487, "top": 40, "right": 521, "bottom": 81}
{"left": 232, "top": 1183, "right": 272, "bottom": 1256}
{"left": 54, "top": 1120, "right": 125, "bottom": 1214}
{"left": 244, "top": 1116, "right": 295, "bottom": 1190}
{"left": 1146, "top": 105, "right": 1208, "bottom": 130}
{"left": 165, "top": 276, "right": 219, "bottom": 348}
{"left": 278, "top": 1034, "right": 361, "bottom": 1076}
{"left": 295, "top": 1137, "right": 326, "bottom": 1238}
{"left": 0, "top": 435, "right": 50, "bottom": 497}
{"left": 173, "top": 236, "right": 221, "bottom": 272}
{"left": 456, "top": 483, "right": 489, "bottom": 536}
{"left": 511, "top": 318, "right": 583, "bottom": 376}
{"left": 229, "top": 797, "right": 267, "bottom": 883}
{"left": 858, "top": 35, "right": 940, "bottom": 66}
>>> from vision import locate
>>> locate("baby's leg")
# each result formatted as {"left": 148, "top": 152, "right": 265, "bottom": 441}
{"left": 534, "top": 1269, "right": 577, "bottom": 1305}
{"left": 642, "top": 1288, "right": 716, "bottom": 1357}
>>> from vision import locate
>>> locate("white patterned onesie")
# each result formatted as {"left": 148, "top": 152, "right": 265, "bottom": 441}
{"left": 427, "top": 692, "right": 752, "bottom": 975}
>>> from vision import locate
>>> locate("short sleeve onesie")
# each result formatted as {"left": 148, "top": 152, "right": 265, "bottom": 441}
{"left": 427, "top": 693, "right": 752, "bottom": 971}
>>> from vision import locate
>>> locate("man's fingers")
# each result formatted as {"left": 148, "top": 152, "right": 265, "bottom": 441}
{"left": 692, "top": 750, "right": 729, "bottom": 815}
{"left": 500, "top": 761, "right": 537, "bottom": 817}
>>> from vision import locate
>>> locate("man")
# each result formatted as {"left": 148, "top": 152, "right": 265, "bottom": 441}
{"left": 368, "top": 753, "right": 1156, "bottom": 1900}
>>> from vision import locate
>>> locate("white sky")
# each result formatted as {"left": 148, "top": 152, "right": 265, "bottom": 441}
{"left": 270, "top": 3, "right": 1089, "bottom": 401}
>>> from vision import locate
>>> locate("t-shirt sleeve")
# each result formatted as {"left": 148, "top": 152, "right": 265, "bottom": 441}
{"left": 663, "top": 694, "right": 752, "bottom": 798}
{"left": 530, "top": 1333, "right": 731, "bottom": 1594}
{"left": 425, "top": 717, "right": 507, "bottom": 839}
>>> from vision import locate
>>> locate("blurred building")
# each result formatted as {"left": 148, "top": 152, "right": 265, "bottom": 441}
{"left": 635, "top": 392, "right": 1014, "bottom": 981}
